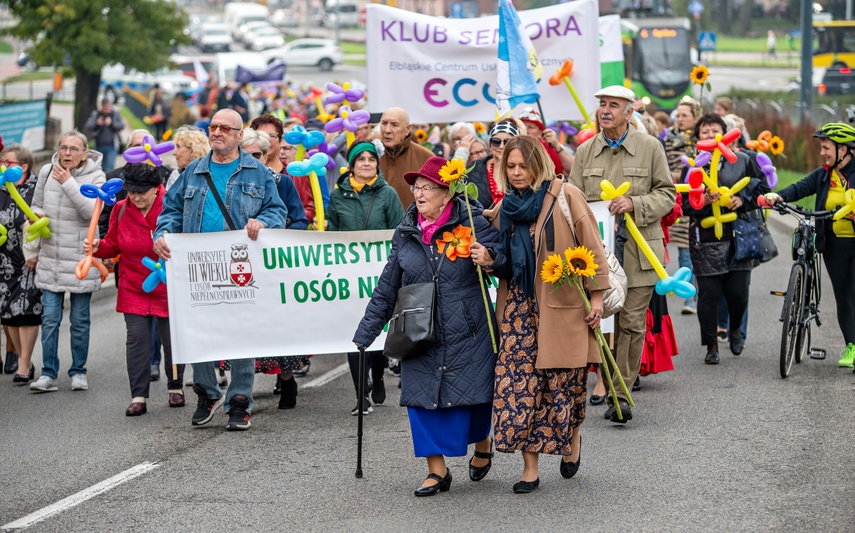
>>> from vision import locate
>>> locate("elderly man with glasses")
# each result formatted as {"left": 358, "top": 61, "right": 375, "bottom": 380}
{"left": 153, "top": 109, "right": 288, "bottom": 432}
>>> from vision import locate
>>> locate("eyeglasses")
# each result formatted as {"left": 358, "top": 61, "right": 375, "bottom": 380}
{"left": 249, "top": 151, "right": 265, "bottom": 160}
{"left": 470, "top": 150, "right": 487, "bottom": 157}
{"left": 410, "top": 184, "right": 443, "bottom": 194}
{"left": 266, "top": 132, "right": 281, "bottom": 140}
{"left": 208, "top": 124, "right": 240, "bottom": 134}
{"left": 280, "top": 146, "right": 296, "bottom": 152}
{"left": 490, "top": 137, "right": 512, "bottom": 148}
{"left": 0, "top": 160, "right": 20, "bottom": 167}
{"left": 59, "top": 145, "right": 84, "bottom": 153}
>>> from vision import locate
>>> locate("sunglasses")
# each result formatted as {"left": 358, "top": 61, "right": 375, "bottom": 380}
{"left": 490, "top": 137, "right": 512, "bottom": 148}
{"left": 249, "top": 151, "right": 265, "bottom": 160}
{"left": 208, "top": 124, "right": 240, "bottom": 134}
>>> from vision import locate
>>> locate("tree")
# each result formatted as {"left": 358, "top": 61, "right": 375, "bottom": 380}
{"left": 2, "top": 0, "right": 190, "bottom": 133}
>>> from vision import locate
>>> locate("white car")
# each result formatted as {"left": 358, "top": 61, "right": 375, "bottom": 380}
{"left": 271, "top": 9, "right": 300, "bottom": 28}
{"left": 249, "top": 27, "right": 285, "bottom": 51}
{"left": 262, "top": 38, "right": 343, "bottom": 72}
{"left": 197, "top": 23, "right": 232, "bottom": 53}
{"left": 238, "top": 21, "right": 273, "bottom": 44}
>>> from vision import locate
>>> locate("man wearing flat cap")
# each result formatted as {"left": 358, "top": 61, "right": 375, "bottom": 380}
{"left": 568, "top": 85, "right": 675, "bottom": 424}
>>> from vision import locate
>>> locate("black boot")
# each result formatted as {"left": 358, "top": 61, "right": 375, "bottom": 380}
{"left": 370, "top": 353, "right": 387, "bottom": 405}
{"left": 279, "top": 375, "right": 297, "bottom": 410}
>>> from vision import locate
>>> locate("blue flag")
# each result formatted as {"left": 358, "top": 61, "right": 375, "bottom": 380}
{"left": 496, "top": 0, "right": 543, "bottom": 117}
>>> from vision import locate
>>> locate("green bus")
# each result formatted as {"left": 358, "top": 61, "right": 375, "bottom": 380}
{"left": 621, "top": 17, "right": 693, "bottom": 111}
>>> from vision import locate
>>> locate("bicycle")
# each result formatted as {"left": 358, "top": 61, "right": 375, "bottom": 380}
{"left": 759, "top": 197, "right": 834, "bottom": 378}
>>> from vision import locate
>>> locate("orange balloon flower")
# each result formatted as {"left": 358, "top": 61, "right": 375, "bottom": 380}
{"left": 549, "top": 60, "right": 574, "bottom": 86}
{"left": 436, "top": 224, "right": 474, "bottom": 261}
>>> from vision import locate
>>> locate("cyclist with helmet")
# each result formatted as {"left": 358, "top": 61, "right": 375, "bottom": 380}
{"left": 764, "top": 122, "right": 855, "bottom": 368}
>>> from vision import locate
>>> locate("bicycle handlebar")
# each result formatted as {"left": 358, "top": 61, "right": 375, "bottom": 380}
{"left": 759, "top": 197, "right": 834, "bottom": 218}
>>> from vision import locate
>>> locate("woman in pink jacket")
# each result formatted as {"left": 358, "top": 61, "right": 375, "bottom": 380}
{"left": 84, "top": 163, "right": 184, "bottom": 416}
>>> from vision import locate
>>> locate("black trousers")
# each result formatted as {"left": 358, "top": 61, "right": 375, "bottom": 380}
{"left": 823, "top": 234, "right": 855, "bottom": 345}
{"left": 697, "top": 271, "right": 751, "bottom": 348}
{"left": 124, "top": 314, "right": 184, "bottom": 398}
{"left": 347, "top": 351, "right": 386, "bottom": 398}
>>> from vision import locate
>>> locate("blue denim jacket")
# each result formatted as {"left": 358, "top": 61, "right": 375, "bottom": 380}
{"left": 154, "top": 148, "right": 288, "bottom": 241}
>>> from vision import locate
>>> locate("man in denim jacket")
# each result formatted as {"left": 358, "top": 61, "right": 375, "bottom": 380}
{"left": 153, "top": 109, "right": 287, "bottom": 431}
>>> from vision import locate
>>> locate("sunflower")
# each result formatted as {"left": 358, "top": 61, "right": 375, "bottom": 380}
{"left": 414, "top": 129, "right": 428, "bottom": 143}
{"left": 473, "top": 122, "right": 486, "bottom": 135}
{"left": 439, "top": 158, "right": 466, "bottom": 183}
{"left": 564, "top": 246, "right": 598, "bottom": 278}
{"left": 436, "top": 224, "right": 474, "bottom": 261}
{"left": 769, "top": 135, "right": 785, "bottom": 156}
{"left": 690, "top": 65, "right": 709, "bottom": 85}
{"left": 541, "top": 254, "right": 565, "bottom": 284}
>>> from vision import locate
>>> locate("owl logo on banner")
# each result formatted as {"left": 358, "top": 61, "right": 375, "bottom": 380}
{"left": 229, "top": 244, "right": 254, "bottom": 287}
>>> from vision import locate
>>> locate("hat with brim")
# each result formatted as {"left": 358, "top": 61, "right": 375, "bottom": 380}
{"left": 594, "top": 85, "right": 636, "bottom": 102}
{"left": 404, "top": 156, "right": 450, "bottom": 188}
{"left": 122, "top": 163, "right": 162, "bottom": 193}
{"left": 519, "top": 107, "right": 544, "bottom": 131}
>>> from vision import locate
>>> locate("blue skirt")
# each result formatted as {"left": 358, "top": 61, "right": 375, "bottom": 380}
{"left": 407, "top": 403, "right": 492, "bottom": 458}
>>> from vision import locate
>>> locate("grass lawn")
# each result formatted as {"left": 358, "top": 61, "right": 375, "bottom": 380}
{"left": 339, "top": 41, "right": 365, "bottom": 55}
{"left": 775, "top": 168, "right": 813, "bottom": 209}
{"left": 2, "top": 71, "right": 55, "bottom": 83}
{"left": 119, "top": 106, "right": 149, "bottom": 133}
{"left": 715, "top": 34, "right": 802, "bottom": 53}
{"left": 0, "top": 40, "right": 12, "bottom": 54}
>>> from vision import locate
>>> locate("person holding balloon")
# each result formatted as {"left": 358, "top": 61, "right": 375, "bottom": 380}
{"left": 29, "top": 130, "right": 106, "bottom": 394}
{"left": 679, "top": 114, "right": 767, "bottom": 365}
{"left": 764, "top": 122, "right": 855, "bottom": 368}
{"left": 0, "top": 144, "right": 43, "bottom": 385}
{"left": 83, "top": 163, "right": 184, "bottom": 415}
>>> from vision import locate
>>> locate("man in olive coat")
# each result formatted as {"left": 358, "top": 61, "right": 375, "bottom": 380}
{"left": 568, "top": 85, "right": 676, "bottom": 424}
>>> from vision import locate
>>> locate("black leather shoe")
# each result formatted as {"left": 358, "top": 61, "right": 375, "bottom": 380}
{"left": 414, "top": 469, "right": 452, "bottom": 497}
{"left": 705, "top": 351, "right": 720, "bottom": 364}
{"left": 13, "top": 366, "right": 33, "bottom": 385}
{"left": 512, "top": 478, "right": 539, "bottom": 494}
{"left": 589, "top": 394, "right": 605, "bottom": 405}
{"left": 560, "top": 436, "right": 581, "bottom": 479}
{"left": 371, "top": 377, "right": 386, "bottom": 405}
{"left": 605, "top": 401, "right": 632, "bottom": 423}
{"left": 632, "top": 376, "right": 641, "bottom": 391}
{"left": 468, "top": 442, "right": 493, "bottom": 481}
{"left": 4, "top": 352, "right": 19, "bottom": 375}
{"left": 729, "top": 335, "right": 745, "bottom": 356}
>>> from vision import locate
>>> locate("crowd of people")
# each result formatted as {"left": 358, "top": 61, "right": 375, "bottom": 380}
{"left": 1, "top": 76, "right": 854, "bottom": 494}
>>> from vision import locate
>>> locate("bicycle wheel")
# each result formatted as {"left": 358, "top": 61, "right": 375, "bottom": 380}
{"left": 780, "top": 264, "right": 804, "bottom": 378}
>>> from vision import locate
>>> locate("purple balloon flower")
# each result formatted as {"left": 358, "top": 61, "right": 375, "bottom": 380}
{"left": 307, "top": 142, "right": 340, "bottom": 170}
{"left": 325, "top": 82, "right": 365, "bottom": 105}
{"left": 756, "top": 152, "right": 779, "bottom": 188}
{"left": 324, "top": 106, "right": 370, "bottom": 134}
{"left": 122, "top": 134, "right": 174, "bottom": 167}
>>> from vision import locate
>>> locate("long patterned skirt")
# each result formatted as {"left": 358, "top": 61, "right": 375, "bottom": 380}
{"left": 493, "top": 281, "right": 589, "bottom": 456}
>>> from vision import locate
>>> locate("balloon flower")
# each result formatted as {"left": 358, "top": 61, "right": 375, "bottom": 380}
{"left": 75, "top": 178, "right": 124, "bottom": 282}
{"left": 122, "top": 134, "right": 174, "bottom": 167}
{"left": 283, "top": 125, "right": 326, "bottom": 161}
{"left": 600, "top": 180, "right": 696, "bottom": 299}
{"left": 755, "top": 152, "right": 778, "bottom": 188}
{"left": 0, "top": 165, "right": 50, "bottom": 244}
{"left": 311, "top": 88, "right": 335, "bottom": 123}
{"left": 745, "top": 130, "right": 772, "bottom": 152}
{"left": 287, "top": 153, "right": 329, "bottom": 232}
{"left": 325, "top": 82, "right": 365, "bottom": 107}
{"left": 324, "top": 106, "right": 370, "bottom": 149}
{"left": 833, "top": 189, "right": 855, "bottom": 221}
{"left": 548, "top": 60, "right": 594, "bottom": 130}
{"left": 307, "top": 141, "right": 340, "bottom": 171}
{"left": 695, "top": 129, "right": 751, "bottom": 239}
{"left": 142, "top": 256, "right": 167, "bottom": 293}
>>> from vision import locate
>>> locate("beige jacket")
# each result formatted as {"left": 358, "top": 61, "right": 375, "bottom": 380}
{"left": 568, "top": 127, "right": 675, "bottom": 288}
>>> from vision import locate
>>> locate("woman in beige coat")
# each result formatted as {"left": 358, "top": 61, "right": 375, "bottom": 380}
{"left": 471, "top": 136, "right": 609, "bottom": 493}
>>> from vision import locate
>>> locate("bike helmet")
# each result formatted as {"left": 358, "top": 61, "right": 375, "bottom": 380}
{"left": 812, "top": 122, "right": 855, "bottom": 148}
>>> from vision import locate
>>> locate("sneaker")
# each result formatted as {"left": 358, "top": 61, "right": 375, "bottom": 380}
{"left": 838, "top": 343, "right": 855, "bottom": 368}
{"left": 191, "top": 386, "right": 225, "bottom": 426}
{"left": 388, "top": 360, "right": 401, "bottom": 376}
{"left": 716, "top": 329, "right": 728, "bottom": 344}
{"left": 217, "top": 369, "right": 229, "bottom": 388}
{"left": 30, "top": 375, "right": 58, "bottom": 393}
{"left": 681, "top": 302, "right": 697, "bottom": 315}
{"left": 226, "top": 395, "right": 252, "bottom": 431}
{"left": 71, "top": 374, "right": 88, "bottom": 391}
{"left": 351, "top": 397, "right": 373, "bottom": 416}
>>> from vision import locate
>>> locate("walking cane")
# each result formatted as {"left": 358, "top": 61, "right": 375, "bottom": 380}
{"left": 355, "top": 345, "right": 366, "bottom": 478}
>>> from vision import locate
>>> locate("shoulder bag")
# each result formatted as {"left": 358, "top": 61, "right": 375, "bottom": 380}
{"left": 733, "top": 213, "right": 764, "bottom": 262}
{"left": 556, "top": 183, "right": 627, "bottom": 318}
{"left": 383, "top": 245, "right": 447, "bottom": 361}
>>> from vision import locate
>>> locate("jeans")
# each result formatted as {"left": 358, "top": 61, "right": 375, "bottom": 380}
{"left": 717, "top": 296, "right": 749, "bottom": 338}
{"left": 40, "top": 291, "right": 92, "bottom": 379}
{"left": 192, "top": 358, "right": 255, "bottom": 413}
{"left": 678, "top": 247, "right": 697, "bottom": 306}
{"left": 98, "top": 145, "right": 117, "bottom": 172}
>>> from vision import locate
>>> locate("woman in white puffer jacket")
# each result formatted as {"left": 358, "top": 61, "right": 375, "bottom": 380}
{"left": 29, "top": 130, "right": 106, "bottom": 393}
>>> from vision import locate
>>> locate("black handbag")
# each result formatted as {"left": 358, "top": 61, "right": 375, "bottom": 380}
{"left": 733, "top": 214, "right": 763, "bottom": 262}
{"left": 383, "top": 249, "right": 446, "bottom": 361}
{"left": 758, "top": 217, "right": 779, "bottom": 263}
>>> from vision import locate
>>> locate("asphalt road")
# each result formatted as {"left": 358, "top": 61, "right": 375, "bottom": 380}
{"left": 1, "top": 212, "right": 853, "bottom": 532}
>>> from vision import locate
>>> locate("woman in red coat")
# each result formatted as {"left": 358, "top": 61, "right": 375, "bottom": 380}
{"left": 84, "top": 164, "right": 184, "bottom": 416}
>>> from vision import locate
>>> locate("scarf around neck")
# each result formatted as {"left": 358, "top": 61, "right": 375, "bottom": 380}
{"left": 418, "top": 200, "right": 454, "bottom": 245}
{"left": 497, "top": 182, "right": 550, "bottom": 297}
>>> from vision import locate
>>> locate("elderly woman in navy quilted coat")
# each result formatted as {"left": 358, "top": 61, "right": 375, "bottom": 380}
{"left": 354, "top": 156, "right": 499, "bottom": 497}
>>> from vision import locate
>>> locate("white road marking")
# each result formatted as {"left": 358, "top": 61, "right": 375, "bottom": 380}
{"left": 1, "top": 462, "right": 160, "bottom": 531}
{"left": 301, "top": 362, "right": 350, "bottom": 389}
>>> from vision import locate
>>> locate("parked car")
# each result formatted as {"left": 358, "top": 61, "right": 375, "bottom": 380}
{"left": 169, "top": 54, "right": 216, "bottom": 81}
{"left": 15, "top": 52, "right": 38, "bottom": 72}
{"left": 819, "top": 62, "right": 855, "bottom": 96}
{"left": 249, "top": 27, "right": 285, "bottom": 51}
{"left": 262, "top": 38, "right": 343, "bottom": 71}
{"left": 272, "top": 9, "right": 300, "bottom": 29}
{"left": 197, "top": 23, "right": 232, "bottom": 53}
{"left": 238, "top": 21, "right": 273, "bottom": 45}
{"left": 100, "top": 64, "right": 200, "bottom": 96}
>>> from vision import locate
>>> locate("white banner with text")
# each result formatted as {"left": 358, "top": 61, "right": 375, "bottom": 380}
{"left": 365, "top": 1, "right": 601, "bottom": 123}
